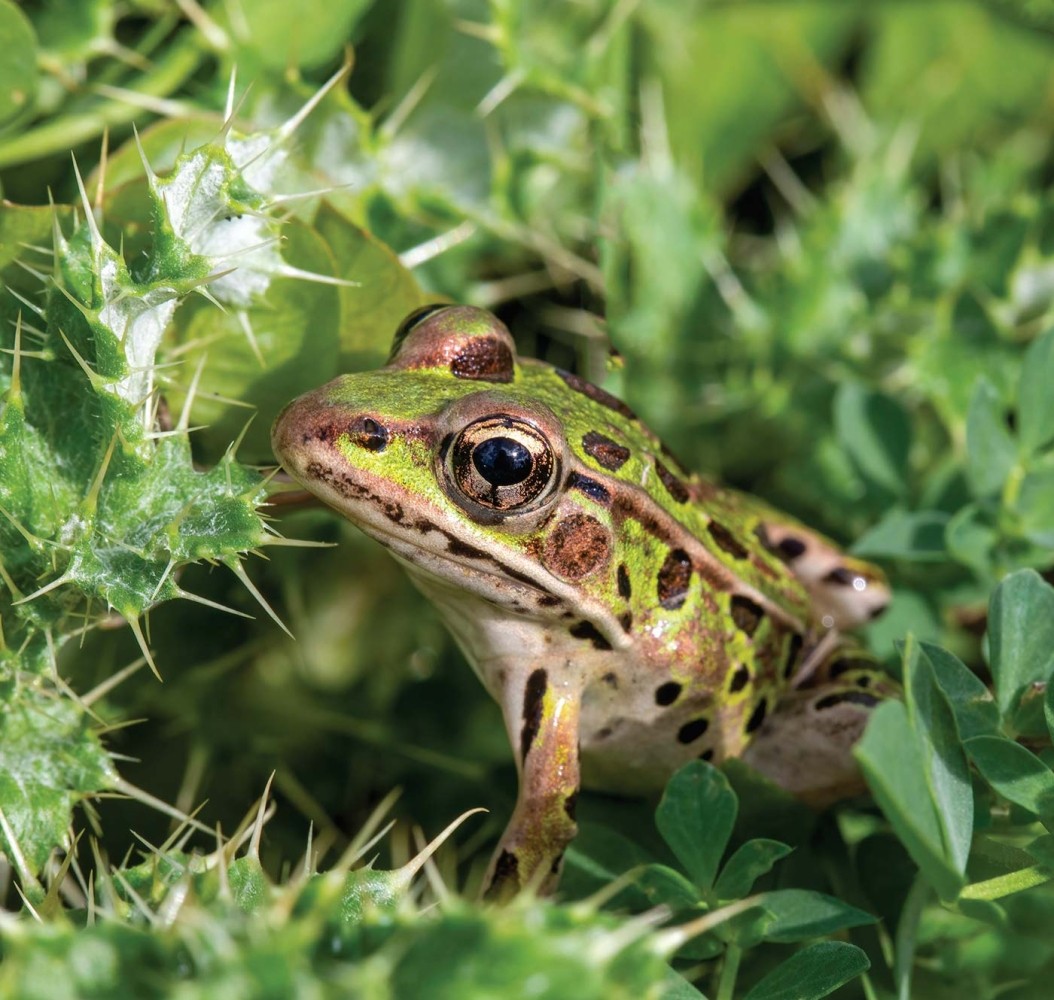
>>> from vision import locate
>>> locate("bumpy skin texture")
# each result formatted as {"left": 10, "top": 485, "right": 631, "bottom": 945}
{"left": 272, "top": 306, "right": 896, "bottom": 898}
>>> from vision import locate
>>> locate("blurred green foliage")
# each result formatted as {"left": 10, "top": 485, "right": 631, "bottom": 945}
{"left": 4, "top": 0, "right": 1054, "bottom": 997}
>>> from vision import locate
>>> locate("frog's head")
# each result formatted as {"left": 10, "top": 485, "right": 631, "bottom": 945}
{"left": 272, "top": 306, "right": 621, "bottom": 639}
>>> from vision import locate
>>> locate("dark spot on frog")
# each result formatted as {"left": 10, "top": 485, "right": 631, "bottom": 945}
{"left": 660, "top": 442, "right": 690, "bottom": 475}
{"left": 570, "top": 620, "right": 612, "bottom": 651}
{"left": 563, "top": 791, "right": 578, "bottom": 820}
{"left": 595, "top": 726, "right": 613, "bottom": 740}
{"left": 856, "top": 675, "right": 871, "bottom": 687}
{"left": 699, "top": 748, "right": 715, "bottom": 762}
{"left": 815, "top": 690, "right": 882, "bottom": 710}
{"left": 619, "top": 611, "right": 633, "bottom": 632}
{"left": 568, "top": 472, "right": 611, "bottom": 505}
{"left": 492, "top": 850, "right": 519, "bottom": 885}
{"left": 446, "top": 537, "right": 490, "bottom": 559}
{"left": 824, "top": 567, "right": 858, "bottom": 586}
{"left": 450, "top": 337, "right": 515, "bottom": 382}
{"left": 775, "top": 535, "right": 807, "bottom": 560}
{"left": 828, "top": 655, "right": 876, "bottom": 678}
{"left": 538, "top": 594, "right": 562, "bottom": 608}
{"left": 349, "top": 415, "right": 389, "bottom": 452}
{"left": 707, "top": 520, "right": 749, "bottom": 559}
{"left": 784, "top": 633, "right": 803, "bottom": 678}
{"left": 654, "top": 681, "right": 682, "bottom": 706}
{"left": 602, "top": 671, "right": 618, "bottom": 688}
{"left": 556, "top": 369, "right": 638, "bottom": 421}
{"left": 677, "top": 716, "right": 710, "bottom": 744}
{"left": 309, "top": 422, "right": 340, "bottom": 445}
{"left": 381, "top": 499, "right": 405, "bottom": 523}
{"left": 655, "top": 459, "right": 689, "bottom": 504}
{"left": 581, "top": 430, "right": 630, "bottom": 472}
{"left": 520, "top": 669, "right": 548, "bottom": 762}
{"left": 746, "top": 698, "right": 769, "bottom": 733}
{"left": 617, "top": 563, "right": 632, "bottom": 599}
{"left": 657, "top": 548, "right": 692, "bottom": 610}
{"left": 729, "top": 665, "right": 750, "bottom": 693}
{"left": 730, "top": 595, "right": 764, "bottom": 636}
{"left": 542, "top": 514, "right": 611, "bottom": 580}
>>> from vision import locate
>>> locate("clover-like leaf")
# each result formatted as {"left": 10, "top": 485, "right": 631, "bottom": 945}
{"left": 656, "top": 761, "right": 737, "bottom": 892}
{"left": 987, "top": 569, "right": 1054, "bottom": 721}
{"left": 1017, "top": 327, "right": 1054, "bottom": 456}
{"left": 713, "top": 839, "right": 792, "bottom": 900}
{"left": 965, "top": 377, "right": 1017, "bottom": 499}
{"left": 834, "top": 383, "right": 911, "bottom": 497}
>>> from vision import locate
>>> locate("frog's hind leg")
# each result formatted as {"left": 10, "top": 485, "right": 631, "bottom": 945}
{"left": 482, "top": 664, "right": 584, "bottom": 901}
{"left": 741, "top": 648, "right": 900, "bottom": 808}
{"left": 756, "top": 519, "right": 891, "bottom": 630}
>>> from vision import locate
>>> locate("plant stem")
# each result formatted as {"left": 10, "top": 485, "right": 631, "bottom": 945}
{"left": 716, "top": 944, "right": 741, "bottom": 1000}
{"left": 895, "top": 873, "right": 930, "bottom": 1000}
{"left": 0, "top": 31, "right": 207, "bottom": 170}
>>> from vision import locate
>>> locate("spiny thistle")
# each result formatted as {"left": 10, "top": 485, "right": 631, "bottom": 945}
{"left": 0, "top": 779, "right": 751, "bottom": 999}
{"left": 0, "top": 68, "right": 355, "bottom": 876}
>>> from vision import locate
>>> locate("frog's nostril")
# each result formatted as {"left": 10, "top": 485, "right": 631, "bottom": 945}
{"left": 350, "top": 415, "right": 389, "bottom": 452}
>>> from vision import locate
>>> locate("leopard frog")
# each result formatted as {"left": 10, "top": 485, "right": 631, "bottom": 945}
{"left": 271, "top": 306, "right": 895, "bottom": 897}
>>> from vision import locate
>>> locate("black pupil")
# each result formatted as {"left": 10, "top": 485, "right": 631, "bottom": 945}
{"left": 472, "top": 437, "right": 532, "bottom": 486}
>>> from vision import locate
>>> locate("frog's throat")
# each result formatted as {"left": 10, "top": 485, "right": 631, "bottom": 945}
{"left": 297, "top": 455, "right": 629, "bottom": 650}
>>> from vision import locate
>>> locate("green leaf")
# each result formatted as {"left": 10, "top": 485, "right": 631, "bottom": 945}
{"left": 1045, "top": 682, "right": 1054, "bottom": 746}
{"left": 0, "top": 691, "right": 116, "bottom": 874}
{"left": 854, "top": 701, "right": 965, "bottom": 900}
{"left": 634, "top": 864, "right": 704, "bottom": 909}
{"left": 965, "top": 377, "right": 1017, "bottom": 498}
{"left": 834, "top": 382, "right": 911, "bottom": 496}
{"left": 1026, "top": 834, "right": 1054, "bottom": 868}
{"left": 1018, "top": 327, "right": 1054, "bottom": 455}
{"left": 851, "top": 509, "right": 948, "bottom": 561}
{"left": 742, "top": 941, "right": 870, "bottom": 1000}
{"left": 758, "top": 890, "right": 876, "bottom": 943}
{"left": 987, "top": 568, "right": 1054, "bottom": 718}
{"left": 944, "top": 502, "right": 1000, "bottom": 576}
{"left": 965, "top": 735, "right": 1054, "bottom": 817}
{"left": 0, "top": 0, "right": 38, "bottom": 127}
{"left": 662, "top": 969, "right": 709, "bottom": 1000}
{"left": 713, "top": 839, "right": 792, "bottom": 899}
{"left": 225, "top": 0, "right": 373, "bottom": 70}
{"left": 917, "top": 642, "right": 999, "bottom": 740}
{"left": 906, "top": 639, "right": 973, "bottom": 875}
{"left": 656, "top": 761, "right": 736, "bottom": 891}
{"left": 1014, "top": 465, "right": 1054, "bottom": 547}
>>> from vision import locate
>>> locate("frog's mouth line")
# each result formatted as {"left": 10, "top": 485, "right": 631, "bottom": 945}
{"left": 298, "top": 457, "right": 629, "bottom": 649}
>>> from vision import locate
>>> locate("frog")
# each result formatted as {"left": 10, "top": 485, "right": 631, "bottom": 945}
{"left": 271, "top": 305, "right": 898, "bottom": 899}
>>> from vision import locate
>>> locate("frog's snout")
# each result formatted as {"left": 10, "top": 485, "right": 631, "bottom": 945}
{"left": 272, "top": 388, "right": 394, "bottom": 477}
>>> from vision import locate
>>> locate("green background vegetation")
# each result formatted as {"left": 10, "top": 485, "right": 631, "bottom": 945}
{"left": 4, "top": 1, "right": 1054, "bottom": 997}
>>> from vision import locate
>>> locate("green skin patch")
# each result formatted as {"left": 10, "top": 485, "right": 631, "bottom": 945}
{"left": 272, "top": 306, "right": 895, "bottom": 897}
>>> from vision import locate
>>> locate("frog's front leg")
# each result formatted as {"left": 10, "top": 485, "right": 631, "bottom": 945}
{"left": 484, "top": 663, "right": 584, "bottom": 900}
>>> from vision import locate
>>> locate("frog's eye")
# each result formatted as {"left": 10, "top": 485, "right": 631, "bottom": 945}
{"left": 448, "top": 416, "right": 558, "bottom": 513}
